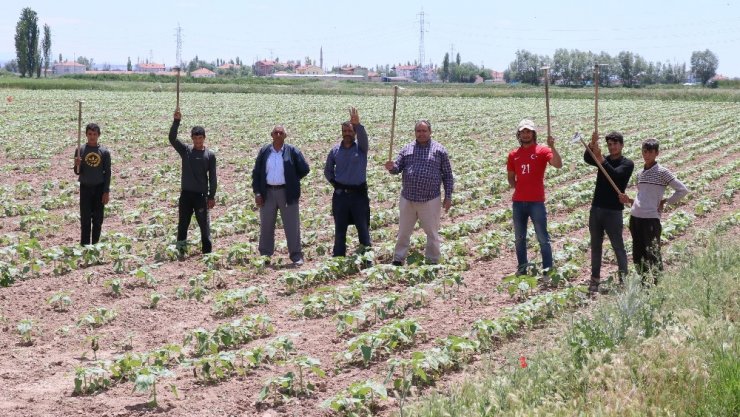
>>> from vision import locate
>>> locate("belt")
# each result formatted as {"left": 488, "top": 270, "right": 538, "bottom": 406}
{"left": 267, "top": 184, "right": 285, "bottom": 189}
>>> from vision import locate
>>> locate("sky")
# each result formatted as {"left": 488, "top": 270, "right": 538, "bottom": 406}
{"left": 2, "top": 0, "right": 740, "bottom": 76}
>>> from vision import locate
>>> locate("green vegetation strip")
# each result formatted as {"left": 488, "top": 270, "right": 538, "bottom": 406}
{"left": 403, "top": 233, "right": 739, "bottom": 417}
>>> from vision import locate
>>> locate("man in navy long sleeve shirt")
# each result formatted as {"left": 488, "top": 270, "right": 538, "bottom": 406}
{"left": 584, "top": 131, "right": 634, "bottom": 293}
{"left": 169, "top": 110, "right": 217, "bottom": 256}
{"left": 73, "top": 123, "right": 111, "bottom": 245}
{"left": 324, "top": 107, "right": 371, "bottom": 257}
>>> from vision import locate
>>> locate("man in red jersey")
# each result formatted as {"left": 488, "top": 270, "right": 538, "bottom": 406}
{"left": 506, "top": 119, "right": 562, "bottom": 276}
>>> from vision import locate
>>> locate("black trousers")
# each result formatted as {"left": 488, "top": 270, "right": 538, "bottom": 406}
{"left": 177, "top": 190, "right": 212, "bottom": 254}
{"left": 80, "top": 183, "right": 105, "bottom": 245}
{"left": 332, "top": 189, "right": 371, "bottom": 257}
{"left": 629, "top": 216, "right": 663, "bottom": 281}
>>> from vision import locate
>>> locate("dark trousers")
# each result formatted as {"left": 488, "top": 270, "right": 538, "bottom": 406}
{"left": 629, "top": 216, "right": 663, "bottom": 281}
{"left": 589, "top": 207, "right": 628, "bottom": 281}
{"left": 80, "top": 183, "right": 105, "bottom": 245}
{"left": 332, "top": 189, "right": 371, "bottom": 257}
{"left": 177, "top": 190, "right": 212, "bottom": 254}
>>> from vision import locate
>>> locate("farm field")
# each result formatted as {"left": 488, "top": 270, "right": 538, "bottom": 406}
{"left": 0, "top": 88, "right": 739, "bottom": 416}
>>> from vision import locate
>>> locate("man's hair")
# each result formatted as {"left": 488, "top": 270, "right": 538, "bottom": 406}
{"left": 605, "top": 131, "right": 624, "bottom": 144}
{"left": 341, "top": 121, "right": 352, "bottom": 129}
{"left": 85, "top": 123, "right": 101, "bottom": 134}
{"left": 415, "top": 119, "right": 432, "bottom": 131}
{"left": 642, "top": 138, "right": 659, "bottom": 151}
{"left": 191, "top": 126, "right": 206, "bottom": 137}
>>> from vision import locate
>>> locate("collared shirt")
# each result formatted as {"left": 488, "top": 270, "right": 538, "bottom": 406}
{"left": 389, "top": 139, "right": 454, "bottom": 202}
{"left": 324, "top": 124, "right": 369, "bottom": 186}
{"left": 266, "top": 146, "right": 285, "bottom": 185}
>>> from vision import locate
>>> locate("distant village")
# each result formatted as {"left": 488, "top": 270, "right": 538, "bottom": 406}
{"left": 50, "top": 58, "right": 506, "bottom": 84}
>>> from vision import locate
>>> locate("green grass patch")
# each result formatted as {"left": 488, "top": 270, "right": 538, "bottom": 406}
{"left": 2, "top": 74, "right": 740, "bottom": 101}
{"left": 404, "top": 235, "right": 739, "bottom": 417}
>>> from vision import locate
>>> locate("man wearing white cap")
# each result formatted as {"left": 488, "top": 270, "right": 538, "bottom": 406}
{"left": 506, "top": 119, "right": 562, "bottom": 276}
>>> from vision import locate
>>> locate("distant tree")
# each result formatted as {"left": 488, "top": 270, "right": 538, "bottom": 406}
{"left": 14, "top": 7, "right": 40, "bottom": 77}
{"left": 58, "top": 52, "right": 62, "bottom": 63}
{"left": 596, "top": 52, "right": 615, "bottom": 86}
{"left": 506, "top": 49, "right": 544, "bottom": 85}
{"left": 41, "top": 24, "right": 51, "bottom": 77}
{"left": 127, "top": 57, "right": 132, "bottom": 71}
{"left": 4, "top": 59, "right": 19, "bottom": 73}
{"left": 76, "top": 56, "right": 94, "bottom": 70}
{"left": 455, "top": 53, "right": 461, "bottom": 66}
{"left": 101, "top": 62, "right": 111, "bottom": 71}
{"left": 617, "top": 51, "right": 635, "bottom": 87}
{"left": 35, "top": 49, "right": 41, "bottom": 77}
{"left": 690, "top": 49, "right": 718, "bottom": 85}
{"left": 441, "top": 52, "right": 450, "bottom": 82}
{"left": 304, "top": 56, "right": 312, "bottom": 66}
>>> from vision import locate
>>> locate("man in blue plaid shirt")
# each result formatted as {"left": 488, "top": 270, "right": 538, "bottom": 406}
{"left": 384, "top": 120, "right": 454, "bottom": 265}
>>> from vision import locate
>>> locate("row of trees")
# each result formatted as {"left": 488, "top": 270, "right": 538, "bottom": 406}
{"left": 439, "top": 53, "right": 490, "bottom": 83}
{"left": 505, "top": 48, "right": 719, "bottom": 87}
{"left": 14, "top": 7, "right": 52, "bottom": 78}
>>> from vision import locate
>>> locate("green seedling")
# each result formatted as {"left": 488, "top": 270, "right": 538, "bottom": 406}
{"left": 47, "top": 290, "right": 72, "bottom": 311}
{"left": 17, "top": 318, "right": 34, "bottom": 345}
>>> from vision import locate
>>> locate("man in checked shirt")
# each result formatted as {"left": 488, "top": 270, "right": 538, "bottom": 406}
{"left": 384, "top": 120, "right": 454, "bottom": 265}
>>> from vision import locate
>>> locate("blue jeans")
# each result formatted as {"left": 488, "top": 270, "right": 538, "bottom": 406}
{"left": 512, "top": 201, "right": 552, "bottom": 272}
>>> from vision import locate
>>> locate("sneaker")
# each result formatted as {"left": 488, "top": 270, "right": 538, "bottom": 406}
{"left": 588, "top": 277, "right": 600, "bottom": 294}
{"left": 293, "top": 258, "right": 304, "bottom": 267}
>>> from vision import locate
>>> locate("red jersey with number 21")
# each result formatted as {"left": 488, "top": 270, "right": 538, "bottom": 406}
{"left": 507, "top": 144, "right": 553, "bottom": 202}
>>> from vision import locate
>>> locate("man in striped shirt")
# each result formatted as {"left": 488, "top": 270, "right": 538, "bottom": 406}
{"left": 384, "top": 120, "right": 454, "bottom": 265}
{"left": 619, "top": 139, "right": 688, "bottom": 282}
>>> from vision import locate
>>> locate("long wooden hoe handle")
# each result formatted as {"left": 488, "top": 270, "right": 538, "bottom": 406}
{"left": 543, "top": 67, "right": 551, "bottom": 138}
{"left": 176, "top": 67, "right": 181, "bottom": 111}
{"left": 578, "top": 135, "right": 621, "bottom": 195}
{"left": 387, "top": 85, "right": 399, "bottom": 162}
{"left": 594, "top": 63, "right": 600, "bottom": 139}
{"left": 77, "top": 100, "right": 83, "bottom": 156}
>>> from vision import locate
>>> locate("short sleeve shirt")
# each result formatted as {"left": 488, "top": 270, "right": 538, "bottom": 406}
{"left": 507, "top": 144, "right": 553, "bottom": 202}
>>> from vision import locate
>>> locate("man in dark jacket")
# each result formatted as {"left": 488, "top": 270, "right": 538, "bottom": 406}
{"left": 169, "top": 110, "right": 217, "bottom": 256}
{"left": 73, "top": 123, "right": 111, "bottom": 246}
{"left": 252, "top": 125, "right": 310, "bottom": 266}
{"left": 585, "top": 131, "right": 634, "bottom": 293}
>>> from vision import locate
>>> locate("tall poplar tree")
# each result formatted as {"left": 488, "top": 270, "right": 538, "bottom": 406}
{"left": 14, "top": 7, "right": 40, "bottom": 78}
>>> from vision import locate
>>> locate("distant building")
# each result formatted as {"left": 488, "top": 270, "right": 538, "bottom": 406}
{"left": 254, "top": 60, "right": 276, "bottom": 76}
{"left": 394, "top": 65, "right": 419, "bottom": 79}
{"left": 191, "top": 67, "right": 216, "bottom": 78}
{"left": 136, "top": 63, "right": 166, "bottom": 73}
{"left": 217, "top": 63, "right": 241, "bottom": 70}
{"left": 490, "top": 70, "right": 505, "bottom": 84}
{"left": 339, "top": 65, "right": 359, "bottom": 75}
{"left": 52, "top": 61, "right": 85, "bottom": 74}
{"left": 295, "top": 65, "right": 324, "bottom": 75}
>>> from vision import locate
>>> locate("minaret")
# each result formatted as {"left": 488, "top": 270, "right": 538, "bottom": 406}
{"left": 320, "top": 46, "right": 324, "bottom": 71}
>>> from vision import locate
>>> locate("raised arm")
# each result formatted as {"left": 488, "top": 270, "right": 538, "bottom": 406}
{"left": 169, "top": 110, "right": 186, "bottom": 155}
